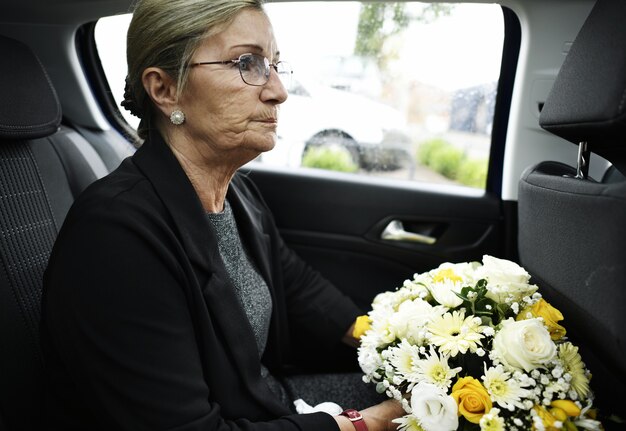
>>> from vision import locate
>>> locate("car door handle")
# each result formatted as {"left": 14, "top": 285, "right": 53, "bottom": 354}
{"left": 381, "top": 220, "right": 437, "bottom": 245}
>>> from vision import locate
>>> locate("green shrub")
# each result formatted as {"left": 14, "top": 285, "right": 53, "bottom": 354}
{"left": 301, "top": 145, "right": 358, "bottom": 173}
{"left": 417, "top": 138, "right": 488, "bottom": 188}
{"left": 428, "top": 145, "right": 464, "bottom": 179}
{"left": 417, "top": 138, "right": 447, "bottom": 165}
{"left": 457, "top": 158, "right": 488, "bottom": 188}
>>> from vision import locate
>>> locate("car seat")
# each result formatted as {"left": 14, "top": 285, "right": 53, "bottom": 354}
{"left": 0, "top": 34, "right": 115, "bottom": 430}
{"left": 517, "top": 0, "right": 626, "bottom": 427}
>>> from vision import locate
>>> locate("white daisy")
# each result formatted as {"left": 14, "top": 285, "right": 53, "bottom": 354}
{"left": 393, "top": 414, "right": 425, "bottom": 431}
{"left": 388, "top": 339, "right": 422, "bottom": 383}
{"left": 414, "top": 347, "right": 461, "bottom": 389}
{"left": 426, "top": 263, "right": 479, "bottom": 307}
{"left": 482, "top": 364, "right": 531, "bottom": 410}
{"left": 479, "top": 408, "right": 506, "bottom": 431}
{"left": 428, "top": 278, "right": 464, "bottom": 308}
{"left": 430, "top": 262, "right": 479, "bottom": 284}
{"left": 574, "top": 418, "right": 605, "bottom": 430}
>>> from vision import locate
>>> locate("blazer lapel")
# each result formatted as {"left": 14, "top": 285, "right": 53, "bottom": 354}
{"left": 202, "top": 272, "right": 289, "bottom": 416}
{"left": 132, "top": 130, "right": 216, "bottom": 274}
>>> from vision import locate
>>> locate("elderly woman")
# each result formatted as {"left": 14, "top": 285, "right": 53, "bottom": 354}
{"left": 40, "top": 0, "right": 403, "bottom": 430}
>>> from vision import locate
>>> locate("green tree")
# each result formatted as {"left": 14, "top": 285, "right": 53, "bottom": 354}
{"left": 354, "top": 3, "right": 455, "bottom": 67}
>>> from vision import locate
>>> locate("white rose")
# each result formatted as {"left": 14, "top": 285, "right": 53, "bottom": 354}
{"left": 410, "top": 382, "right": 458, "bottom": 431}
{"left": 476, "top": 255, "right": 537, "bottom": 303}
{"left": 478, "top": 255, "right": 530, "bottom": 284}
{"left": 388, "top": 299, "right": 435, "bottom": 342}
{"left": 493, "top": 318, "right": 556, "bottom": 372}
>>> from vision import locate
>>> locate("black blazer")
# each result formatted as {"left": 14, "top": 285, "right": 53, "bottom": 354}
{"left": 40, "top": 130, "right": 362, "bottom": 431}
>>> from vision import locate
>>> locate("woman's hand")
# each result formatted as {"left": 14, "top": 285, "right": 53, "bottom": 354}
{"left": 334, "top": 399, "right": 405, "bottom": 431}
{"left": 342, "top": 315, "right": 373, "bottom": 348}
{"left": 341, "top": 322, "right": 360, "bottom": 348}
{"left": 361, "top": 399, "right": 405, "bottom": 431}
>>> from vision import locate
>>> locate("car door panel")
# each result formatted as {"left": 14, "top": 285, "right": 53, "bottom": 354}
{"left": 247, "top": 167, "right": 503, "bottom": 312}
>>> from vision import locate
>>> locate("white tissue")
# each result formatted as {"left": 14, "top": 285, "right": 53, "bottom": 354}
{"left": 293, "top": 398, "right": 343, "bottom": 415}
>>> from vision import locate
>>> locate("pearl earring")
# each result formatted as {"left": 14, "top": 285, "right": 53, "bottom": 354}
{"left": 170, "top": 109, "right": 185, "bottom": 125}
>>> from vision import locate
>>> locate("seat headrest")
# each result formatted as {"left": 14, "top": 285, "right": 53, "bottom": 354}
{"left": 539, "top": 0, "right": 626, "bottom": 171}
{"left": 0, "top": 35, "right": 62, "bottom": 140}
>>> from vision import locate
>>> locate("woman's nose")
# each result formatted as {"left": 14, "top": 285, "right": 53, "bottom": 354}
{"left": 261, "top": 68, "right": 288, "bottom": 104}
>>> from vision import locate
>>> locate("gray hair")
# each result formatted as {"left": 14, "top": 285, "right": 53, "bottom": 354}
{"left": 122, "top": 0, "right": 265, "bottom": 140}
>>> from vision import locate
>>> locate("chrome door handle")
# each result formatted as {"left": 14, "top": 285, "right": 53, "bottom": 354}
{"left": 381, "top": 220, "right": 437, "bottom": 245}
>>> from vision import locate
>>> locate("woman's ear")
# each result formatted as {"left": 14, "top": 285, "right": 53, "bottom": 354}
{"left": 141, "top": 67, "right": 178, "bottom": 118}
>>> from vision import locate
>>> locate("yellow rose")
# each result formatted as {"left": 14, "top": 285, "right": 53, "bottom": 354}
{"left": 352, "top": 315, "right": 372, "bottom": 340}
{"left": 517, "top": 298, "right": 566, "bottom": 340}
{"left": 533, "top": 405, "right": 559, "bottom": 431}
{"left": 532, "top": 401, "right": 581, "bottom": 431}
{"left": 451, "top": 376, "right": 492, "bottom": 424}
{"left": 550, "top": 399, "right": 581, "bottom": 418}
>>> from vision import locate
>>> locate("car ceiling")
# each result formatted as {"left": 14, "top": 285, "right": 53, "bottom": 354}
{"left": 0, "top": 0, "right": 517, "bottom": 26}
{"left": 0, "top": 0, "right": 133, "bottom": 25}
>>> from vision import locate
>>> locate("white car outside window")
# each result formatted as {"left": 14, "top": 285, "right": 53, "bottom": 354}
{"left": 261, "top": 77, "right": 411, "bottom": 171}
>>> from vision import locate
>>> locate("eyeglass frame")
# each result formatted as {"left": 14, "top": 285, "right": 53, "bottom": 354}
{"left": 188, "top": 52, "right": 292, "bottom": 87}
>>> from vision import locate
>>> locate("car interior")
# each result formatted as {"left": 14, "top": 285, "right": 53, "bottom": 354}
{"left": 0, "top": 0, "right": 624, "bottom": 430}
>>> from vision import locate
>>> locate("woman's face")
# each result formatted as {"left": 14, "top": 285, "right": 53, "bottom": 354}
{"left": 176, "top": 8, "right": 288, "bottom": 162}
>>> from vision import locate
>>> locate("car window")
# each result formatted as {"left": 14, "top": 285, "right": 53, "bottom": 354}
{"left": 95, "top": 1, "right": 504, "bottom": 189}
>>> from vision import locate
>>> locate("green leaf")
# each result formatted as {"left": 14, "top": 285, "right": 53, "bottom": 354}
{"left": 454, "top": 291, "right": 470, "bottom": 302}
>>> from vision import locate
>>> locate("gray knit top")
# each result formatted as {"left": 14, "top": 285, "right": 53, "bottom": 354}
{"left": 206, "top": 201, "right": 291, "bottom": 408}
{"left": 205, "top": 200, "right": 272, "bottom": 355}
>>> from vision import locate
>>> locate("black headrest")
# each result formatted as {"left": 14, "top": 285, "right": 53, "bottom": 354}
{"left": 0, "top": 35, "right": 62, "bottom": 140}
{"left": 539, "top": 0, "right": 626, "bottom": 171}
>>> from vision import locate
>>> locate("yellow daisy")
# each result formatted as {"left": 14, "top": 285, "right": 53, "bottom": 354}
{"left": 559, "top": 342, "right": 590, "bottom": 399}
{"left": 427, "top": 310, "right": 485, "bottom": 356}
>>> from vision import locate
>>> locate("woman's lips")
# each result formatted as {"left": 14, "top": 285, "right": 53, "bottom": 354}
{"left": 255, "top": 118, "right": 278, "bottom": 128}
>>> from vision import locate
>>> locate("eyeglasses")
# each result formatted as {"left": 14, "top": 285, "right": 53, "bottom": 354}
{"left": 189, "top": 53, "right": 292, "bottom": 87}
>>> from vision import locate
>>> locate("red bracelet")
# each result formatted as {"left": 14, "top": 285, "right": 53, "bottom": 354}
{"left": 340, "top": 409, "right": 368, "bottom": 431}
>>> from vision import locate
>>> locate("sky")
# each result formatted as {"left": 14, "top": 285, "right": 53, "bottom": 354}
{"left": 264, "top": 2, "right": 503, "bottom": 91}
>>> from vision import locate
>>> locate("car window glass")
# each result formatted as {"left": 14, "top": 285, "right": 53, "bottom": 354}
{"left": 95, "top": 2, "right": 503, "bottom": 189}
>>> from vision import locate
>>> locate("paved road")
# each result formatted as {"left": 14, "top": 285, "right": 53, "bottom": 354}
{"left": 361, "top": 162, "right": 459, "bottom": 185}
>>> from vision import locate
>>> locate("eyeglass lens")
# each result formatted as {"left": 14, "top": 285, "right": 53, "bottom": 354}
{"left": 238, "top": 54, "right": 292, "bottom": 88}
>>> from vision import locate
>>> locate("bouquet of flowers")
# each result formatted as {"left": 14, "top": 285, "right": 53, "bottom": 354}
{"left": 356, "top": 255, "right": 603, "bottom": 431}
